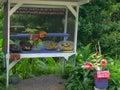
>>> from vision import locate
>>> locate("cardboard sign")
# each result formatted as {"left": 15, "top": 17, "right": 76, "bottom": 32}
{"left": 97, "top": 70, "right": 110, "bottom": 78}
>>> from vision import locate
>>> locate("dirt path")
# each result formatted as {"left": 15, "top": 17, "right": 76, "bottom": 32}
{"left": 11, "top": 74, "right": 66, "bottom": 90}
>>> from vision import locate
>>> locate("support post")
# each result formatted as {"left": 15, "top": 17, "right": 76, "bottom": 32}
{"left": 64, "top": 8, "right": 68, "bottom": 41}
{"left": 62, "top": 57, "right": 66, "bottom": 74}
{"left": 6, "top": 57, "right": 9, "bottom": 87}
{"left": 4, "top": 0, "right": 11, "bottom": 87}
{"left": 74, "top": 6, "right": 79, "bottom": 53}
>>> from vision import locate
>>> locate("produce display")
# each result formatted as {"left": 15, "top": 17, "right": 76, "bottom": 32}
{"left": 10, "top": 31, "right": 73, "bottom": 52}
{"left": 19, "top": 41, "right": 32, "bottom": 51}
{"left": 10, "top": 44, "right": 21, "bottom": 53}
{"left": 10, "top": 40, "right": 74, "bottom": 53}
{"left": 43, "top": 41, "right": 58, "bottom": 50}
{"left": 58, "top": 41, "right": 74, "bottom": 51}
{"left": 10, "top": 53, "right": 20, "bottom": 60}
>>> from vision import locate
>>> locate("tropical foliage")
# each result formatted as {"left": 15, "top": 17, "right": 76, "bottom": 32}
{"left": 10, "top": 57, "right": 62, "bottom": 79}
{"left": 64, "top": 44, "right": 120, "bottom": 90}
{"left": 0, "top": 39, "right": 6, "bottom": 88}
{"left": 78, "top": 0, "right": 120, "bottom": 59}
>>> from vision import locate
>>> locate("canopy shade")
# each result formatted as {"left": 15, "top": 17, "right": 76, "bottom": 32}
{"left": 0, "top": 0, "right": 89, "bottom": 7}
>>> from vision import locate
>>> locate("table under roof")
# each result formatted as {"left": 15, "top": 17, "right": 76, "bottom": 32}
{"left": 2, "top": 0, "right": 89, "bottom": 87}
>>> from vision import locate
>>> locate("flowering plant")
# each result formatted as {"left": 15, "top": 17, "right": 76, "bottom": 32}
{"left": 81, "top": 43, "right": 110, "bottom": 89}
{"left": 29, "top": 31, "right": 46, "bottom": 50}
{"left": 81, "top": 57, "right": 107, "bottom": 71}
{"left": 81, "top": 43, "right": 108, "bottom": 71}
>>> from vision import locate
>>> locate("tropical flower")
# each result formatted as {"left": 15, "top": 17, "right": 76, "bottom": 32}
{"left": 81, "top": 54, "right": 108, "bottom": 71}
{"left": 100, "top": 59, "right": 107, "bottom": 67}
{"left": 33, "top": 34, "right": 39, "bottom": 41}
{"left": 81, "top": 62, "right": 93, "bottom": 69}
{"left": 39, "top": 31, "right": 46, "bottom": 38}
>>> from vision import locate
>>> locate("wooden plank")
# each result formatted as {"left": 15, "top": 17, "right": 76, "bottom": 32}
{"left": 9, "top": 3, "right": 23, "bottom": 16}
{"left": 67, "top": 5, "right": 77, "bottom": 17}
{"left": 10, "top": 0, "right": 78, "bottom": 6}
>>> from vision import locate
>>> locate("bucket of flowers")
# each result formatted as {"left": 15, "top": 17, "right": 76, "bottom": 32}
{"left": 81, "top": 44, "right": 110, "bottom": 89}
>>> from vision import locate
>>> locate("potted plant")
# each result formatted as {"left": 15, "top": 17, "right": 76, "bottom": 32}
{"left": 81, "top": 43, "right": 110, "bottom": 90}
{"left": 10, "top": 74, "right": 19, "bottom": 84}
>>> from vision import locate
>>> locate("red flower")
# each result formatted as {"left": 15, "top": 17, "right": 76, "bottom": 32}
{"left": 81, "top": 65, "right": 92, "bottom": 69}
{"left": 81, "top": 62, "right": 93, "bottom": 69}
{"left": 39, "top": 31, "right": 46, "bottom": 38}
{"left": 86, "top": 62, "right": 93, "bottom": 68}
{"left": 10, "top": 54, "right": 20, "bottom": 60}
{"left": 100, "top": 59, "right": 107, "bottom": 67}
{"left": 33, "top": 34, "right": 39, "bottom": 41}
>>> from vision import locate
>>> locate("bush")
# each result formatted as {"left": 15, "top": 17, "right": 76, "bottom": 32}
{"left": 64, "top": 45, "right": 120, "bottom": 90}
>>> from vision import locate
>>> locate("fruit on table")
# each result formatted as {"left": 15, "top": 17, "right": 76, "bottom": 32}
{"left": 61, "top": 43, "right": 70, "bottom": 47}
{"left": 44, "top": 41, "right": 57, "bottom": 49}
{"left": 19, "top": 41, "right": 32, "bottom": 51}
{"left": 10, "top": 53, "right": 20, "bottom": 60}
{"left": 10, "top": 44, "right": 21, "bottom": 53}
{"left": 60, "top": 42, "right": 73, "bottom": 51}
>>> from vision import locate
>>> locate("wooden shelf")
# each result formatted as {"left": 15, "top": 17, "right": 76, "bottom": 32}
{"left": 10, "top": 33, "right": 70, "bottom": 39}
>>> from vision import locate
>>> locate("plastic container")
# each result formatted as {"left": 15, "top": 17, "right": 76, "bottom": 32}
{"left": 58, "top": 41, "right": 74, "bottom": 51}
{"left": 43, "top": 41, "right": 58, "bottom": 50}
{"left": 94, "top": 71, "right": 108, "bottom": 89}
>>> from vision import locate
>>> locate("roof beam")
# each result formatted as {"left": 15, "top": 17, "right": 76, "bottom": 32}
{"left": 78, "top": 0, "right": 89, "bottom": 5}
{"left": 10, "top": 0, "right": 78, "bottom": 6}
{"left": 67, "top": 5, "right": 77, "bottom": 17}
{"left": 9, "top": 2, "right": 23, "bottom": 16}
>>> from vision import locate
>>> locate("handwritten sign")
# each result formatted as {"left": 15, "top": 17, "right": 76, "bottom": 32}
{"left": 96, "top": 70, "right": 110, "bottom": 78}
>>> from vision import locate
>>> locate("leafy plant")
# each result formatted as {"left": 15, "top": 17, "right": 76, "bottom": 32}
{"left": 10, "top": 57, "right": 62, "bottom": 79}
{"left": 78, "top": 0, "right": 120, "bottom": 59}
{"left": 65, "top": 66, "right": 94, "bottom": 90}
{"left": 65, "top": 44, "right": 120, "bottom": 90}
{"left": 65, "top": 44, "right": 94, "bottom": 90}
{"left": 0, "top": 39, "right": 6, "bottom": 87}
{"left": 107, "top": 59, "right": 120, "bottom": 90}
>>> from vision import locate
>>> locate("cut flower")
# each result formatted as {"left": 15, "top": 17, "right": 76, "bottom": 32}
{"left": 100, "top": 59, "right": 107, "bottom": 67}
{"left": 81, "top": 54, "right": 108, "bottom": 71}
{"left": 81, "top": 62, "right": 93, "bottom": 69}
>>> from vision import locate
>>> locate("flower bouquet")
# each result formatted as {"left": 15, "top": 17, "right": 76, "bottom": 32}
{"left": 29, "top": 31, "right": 46, "bottom": 50}
{"left": 81, "top": 44, "right": 110, "bottom": 89}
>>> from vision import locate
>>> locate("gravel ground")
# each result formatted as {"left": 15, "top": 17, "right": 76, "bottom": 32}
{"left": 11, "top": 74, "right": 66, "bottom": 90}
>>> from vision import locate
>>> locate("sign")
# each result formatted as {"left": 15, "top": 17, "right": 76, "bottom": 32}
{"left": 96, "top": 70, "right": 110, "bottom": 78}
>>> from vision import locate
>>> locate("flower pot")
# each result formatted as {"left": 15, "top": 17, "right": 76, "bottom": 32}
{"left": 94, "top": 71, "right": 109, "bottom": 89}
{"left": 10, "top": 74, "right": 19, "bottom": 84}
{"left": 94, "top": 86, "right": 106, "bottom": 90}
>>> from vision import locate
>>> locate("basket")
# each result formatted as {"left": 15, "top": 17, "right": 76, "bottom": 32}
{"left": 58, "top": 41, "right": 74, "bottom": 51}
{"left": 10, "top": 44, "right": 21, "bottom": 53}
{"left": 19, "top": 41, "right": 32, "bottom": 51}
{"left": 43, "top": 41, "right": 58, "bottom": 50}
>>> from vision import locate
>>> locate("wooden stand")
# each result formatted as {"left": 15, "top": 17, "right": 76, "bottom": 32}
{"left": 2, "top": 0, "right": 89, "bottom": 87}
